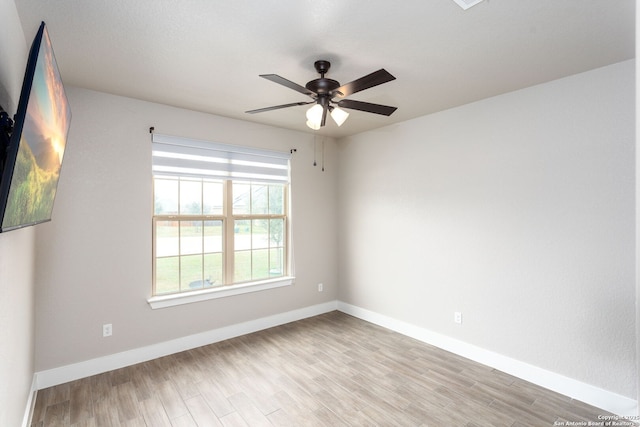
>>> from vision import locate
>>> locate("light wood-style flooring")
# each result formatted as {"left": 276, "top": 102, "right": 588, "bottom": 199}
{"left": 30, "top": 311, "right": 623, "bottom": 426}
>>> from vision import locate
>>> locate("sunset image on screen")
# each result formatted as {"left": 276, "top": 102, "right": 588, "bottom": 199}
{"left": 2, "top": 26, "right": 71, "bottom": 230}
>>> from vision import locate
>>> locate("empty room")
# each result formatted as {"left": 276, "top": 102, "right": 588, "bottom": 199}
{"left": 0, "top": 1, "right": 638, "bottom": 426}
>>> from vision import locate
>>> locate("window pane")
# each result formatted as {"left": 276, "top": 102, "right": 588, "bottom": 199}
{"left": 204, "top": 253, "right": 223, "bottom": 287}
{"left": 153, "top": 178, "right": 289, "bottom": 294}
{"left": 155, "top": 256, "right": 179, "bottom": 294}
{"left": 269, "top": 247, "right": 284, "bottom": 276}
{"left": 251, "top": 184, "right": 268, "bottom": 214}
{"left": 180, "top": 221, "right": 202, "bottom": 255}
{"left": 234, "top": 220, "right": 251, "bottom": 250}
{"left": 269, "top": 218, "right": 285, "bottom": 247}
{"left": 180, "top": 179, "right": 202, "bottom": 215}
{"left": 252, "top": 249, "right": 269, "bottom": 280}
{"left": 234, "top": 251, "right": 251, "bottom": 283}
{"left": 203, "top": 220, "right": 222, "bottom": 253}
{"left": 203, "top": 180, "right": 223, "bottom": 215}
{"left": 181, "top": 254, "right": 203, "bottom": 291}
{"left": 233, "top": 182, "right": 250, "bottom": 215}
{"left": 154, "top": 178, "right": 178, "bottom": 214}
{"left": 252, "top": 219, "right": 268, "bottom": 249}
{"left": 268, "top": 185, "right": 284, "bottom": 215}
{"left": 156, "top": 220, "right": 179, "bottom": 257}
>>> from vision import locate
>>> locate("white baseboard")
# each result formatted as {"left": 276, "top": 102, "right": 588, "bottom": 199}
{"left": 36, "top": 301, "right": 338, "bottom": 389}
{"left": 337, "top": 301, "right": 639, "bottom": 418}
{"left": 21, "top": 374, "right": 38, "bottom": 427}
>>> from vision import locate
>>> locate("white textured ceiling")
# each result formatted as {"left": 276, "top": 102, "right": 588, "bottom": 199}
{"left": 14, "top": 0, "right": 635, "bottom": 138}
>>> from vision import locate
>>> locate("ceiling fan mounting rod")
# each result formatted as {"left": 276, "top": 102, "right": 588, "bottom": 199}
{"left": 314, "top": 60, "right": 331, "bottom": 77}
{"left": 317, "top": 95, "right": 329, "bottom": 108}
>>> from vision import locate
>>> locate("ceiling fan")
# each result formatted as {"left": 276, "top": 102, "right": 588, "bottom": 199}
{"left": 245, "top": 60, "right": 397, "bottom": 129}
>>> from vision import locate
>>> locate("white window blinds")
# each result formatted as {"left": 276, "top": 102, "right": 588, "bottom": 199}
{"left": 151, "top": 132, "right": 291, "bottom": 183}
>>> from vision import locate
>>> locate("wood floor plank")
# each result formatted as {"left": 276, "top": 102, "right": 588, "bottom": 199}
{"left": 271, "top": 390, "right": 325, "bottom": 426}
{"left": 155, "top": 380, "right": 189, "bottom": 420}
{"left": 218, "top": 411, "right": 249, "bottom": 427}
{"left": 31, "top": 311, "right": 627, "bottom": 427}
{"left": 49, "top": 383, "right": 71, "bottom": 407}
{"left": 206, "top": 362, "right": 245, "bottom": 398}
{"left": 388, "top": 370, "right": 453, "bottom": 405}
{"left": 129, "top": 363, "right": 155, "bottom": 402}
{"left": 194, "top": 378, "right": 235, "bottom": 418}
{"left": 236, "top": 375, "right": 281, "bottom": 415}
{"left": 114, "top": 381, "right": 140, "bottom": 423}
{"left": 91, "top": 388, "right": 120, "bottom": 427}
{"left": 167, "top": 352, "right": 202, "bottom": 401}
{"left": 43, "top": 401, "right": 69, "bottom": 427}
{"left": 109, "top": 367, "right": 131, "bottom": 388}
{"left": 312, "top": 405, "right": 350, "bottom": 426}
{"left": 270, "top": 378, "right": 323, "bottom": 414}
{"left": 489, "top": 396, "right": 557, "bottom": 425}
{"left": 118, "top": 416, "right": 146, "bottom": 427}
{"left": 143, "top": 356, "right": 172, "bottom": 386}
{"left": 68, "top": 378, "right": 93, "bottom": 425}
{"left": 184, "top": 394, "right": 224, "bottom": 427}
{"left": 265, "top": 408, "right": 294, "bottom": 427}
{"left": 170, "top": 413, "right": 198, "bottom": 427}
{"left": 349, "top": 372, "right": 413, "bottom": 410}
{"left": 227, "top": 392, "right": 272, "bottom": 427}
{"left": 88, "top": 372, "right": 111, "bottom": 404}
{"left": 70, "top": 417, "right": 96, "bottom": 427}
{"left": 311, "top": 374, "right": 368, "bottom": 413}
{"left": 138, "top": 396, "right": 172, "bottom": 427}
{"left": 30, "top": 388, "right": 50, "bottom": 427}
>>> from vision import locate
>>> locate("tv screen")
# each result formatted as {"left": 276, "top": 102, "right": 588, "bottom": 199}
{"left": 0, "top": 22, "right": 71, "bottom": 232}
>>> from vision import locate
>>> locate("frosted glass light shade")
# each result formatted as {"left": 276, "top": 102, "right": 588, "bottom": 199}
{"left": 306, "top": 120, "right": 321, "bottom": 130}
{"left": 330, "top": 107, "right": 349, "bottom": 126}
{"left": 306, "top": 104, "right": 323, "bottom": 121}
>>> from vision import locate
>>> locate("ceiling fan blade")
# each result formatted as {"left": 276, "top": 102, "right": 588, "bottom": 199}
{"left": 245, "top": 101, "right": 314, "bottom": 114}
{"left": 334, "top": 69, "right": 396, "bottom": 98}
{"left": 260, "top": 74, "right": 316, "bottom": 97}
{"left": 337, "top": 99, "right": 397, "bottom": 116}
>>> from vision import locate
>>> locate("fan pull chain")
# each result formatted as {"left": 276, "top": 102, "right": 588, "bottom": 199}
{"left": 313, "top": 135, "right": 317, "bottom": 167}
{"left": 311, "top": 135, "right": 325, "bottom": 171}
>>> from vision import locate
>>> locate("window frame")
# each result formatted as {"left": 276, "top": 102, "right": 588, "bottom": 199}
{"left": 147, "top": 134, "right": 295, "bottom": 309}
{"left": 149, "top": 178, "right": 293, "bottom": 309}
{"left": 226, "top": 181, "right": 289, "bottom": 285}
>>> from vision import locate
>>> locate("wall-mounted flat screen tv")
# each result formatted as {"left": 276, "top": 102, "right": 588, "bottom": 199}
{"left": 0, "top": 21, "right": 71, "bottom": 232}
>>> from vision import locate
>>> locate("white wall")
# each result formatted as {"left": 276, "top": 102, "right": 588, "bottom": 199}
{"left": 338, "top": 60, "right": 636, "bottom": 399}
{"left": 0, "top": 1, "right": 35, "bottom": 426}
{"left": 636, "top": 0, "right": 640, "bottom": 410}
{"left": 33, "top": 87, "right": 338, "bottom": 370}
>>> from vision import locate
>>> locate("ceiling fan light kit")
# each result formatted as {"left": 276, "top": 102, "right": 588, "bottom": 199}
{"left": 246, "top": 60, "right": 397, "bottom": 130}
{"left": 306, "top": 104, "right": 323, "bottom": 130}
{"left": 329, "top": 106, "right": 349, "bottom": 127}
{"left": 452, "top": 0, "right": 484, "bottom": 10}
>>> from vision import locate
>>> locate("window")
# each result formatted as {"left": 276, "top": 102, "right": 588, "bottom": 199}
{"left": 150, "top": 133, "right": 292, "bottom": 303}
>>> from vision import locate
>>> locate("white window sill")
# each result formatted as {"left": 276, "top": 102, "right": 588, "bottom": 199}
{"left": 147, "top": 276, "right": 295, "bottom": 310}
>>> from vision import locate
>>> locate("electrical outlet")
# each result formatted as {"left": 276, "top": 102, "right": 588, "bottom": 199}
{"left": 318, "top": 283, "right": 323, "bottom": 292}
{"left": 103, "top": 323, "right": 112, "bottom": 337}
{"left": 454, "top": 312, "right": 463, "bottom": 324}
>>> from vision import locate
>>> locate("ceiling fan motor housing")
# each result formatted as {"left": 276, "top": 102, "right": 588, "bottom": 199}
{"left": 306, "top": 78, "right": 340, "bottom": 95}
{"left": 306, "top": 60, "right": 340, "bottom": 95}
